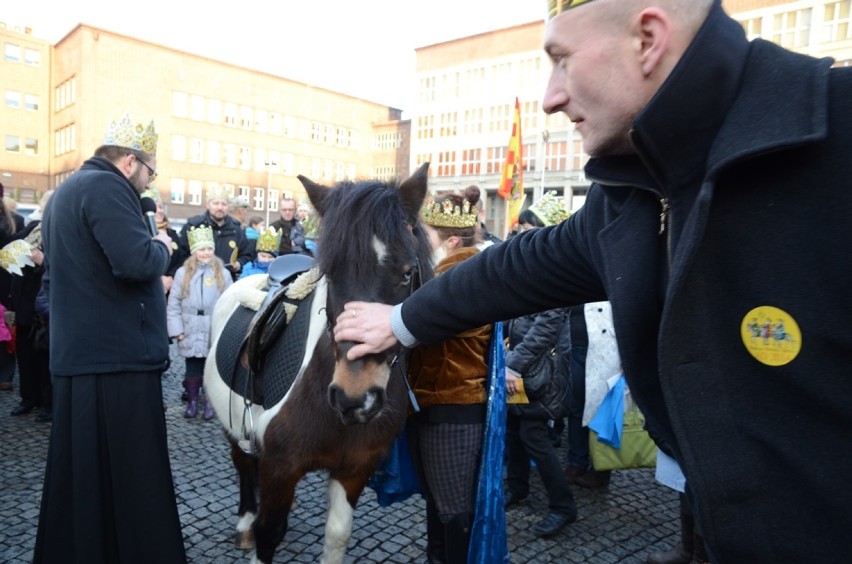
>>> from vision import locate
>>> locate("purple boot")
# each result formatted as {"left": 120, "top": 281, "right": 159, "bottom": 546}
{"left": 184, "top": 377, "right": 201, "bottom": 418}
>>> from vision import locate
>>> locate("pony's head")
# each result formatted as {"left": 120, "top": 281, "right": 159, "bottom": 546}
{"left": 297, "top": 163, "right": 433, "bottom": 425}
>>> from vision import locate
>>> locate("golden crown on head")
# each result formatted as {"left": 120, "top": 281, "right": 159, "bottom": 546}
{"left": 548, "top": 0, "right": 595, "bottom": 18}
{"left": 103, "top": 112, "right": 158, "bottom": 155}
{"left": 529, "top": 191, "right": 571, "bottom": 226}
{"left": 188, "top": 225, "right": 215, "bottom": 253}
{"left": 421, "top": 196, "right": 479, "bottom": 229}
{"left": 256, "top": 227, "right": 282, "bottom": 255}
{"left": 207, "top": 185, "right": 230, "bottom": 202}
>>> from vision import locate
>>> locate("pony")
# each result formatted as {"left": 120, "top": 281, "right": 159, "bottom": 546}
{"left": 204, "top": 163, "right": 434, "bottom": 564}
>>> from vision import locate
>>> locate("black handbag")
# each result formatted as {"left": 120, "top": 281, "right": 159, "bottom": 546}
{"left": 522, "top": 349, "right": 556, "bottom": 400}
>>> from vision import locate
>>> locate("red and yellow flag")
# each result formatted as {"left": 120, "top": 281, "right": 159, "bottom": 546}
{"left": 498, "top": 97, "right": 525, "bottom": 231}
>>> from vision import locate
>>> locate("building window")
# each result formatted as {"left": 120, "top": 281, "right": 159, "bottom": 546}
{"left": 270, "top": 113, "right": 282, "bottom": 136}
{"left": 188, "top": 180, "right": 203, "bottom": 206}
{"left": 54, "top": 77, "right": 77, "bottom": 111}
{"left": 55, "top": 124, "right": 76, "bottom": 156}
{"left": 239, "top": 146, "right": 251, "bottom": 170}
{"left": 255, "top": 109, "right": 268, "bottom": 133}
{"left": 267, "top": 189, "right": 279, "bottom": 213}
{"left": 190, "top": 95, "right": 205, "bottom": 121}
{"left": 207, "top": 140, "right": 220, "bottom": 166}
{"left": 4, "top": 43, "right": 20, "bottom": 62}
{"left": 772, "top": 9, "right": 813, "bottom": 48}
{"left": 24, "top": 94, "right": 38, "bottom": 111}
{"left": 461, "top": 148, "right": 481, "bottom": 176}
{"left": 240, "top": 106, "right": 253, "bottom": 130}
{"left": 5, "top": 90, "right": 20, "bottom": 109}
{"left": 172, "top": 135, "right": 186, "bottom": 161}
{"left": 740, "top": 17, "right": 763, "bottom": 40}
{"left": 24, "top": 48, "right": 40, "bottom": 66}
{"left": 255, "top": 148, "right": 267, "bottom": 172}
{"left": 170, "top": 178, "right": 186, "bottom": 205}
{"left": 207, "top": 99, "right": 221, "bottom": 124}
{"left": 172, "top": 91, "right": 188, "bottom": 118}
{"left": 5, "top": 135, "right": 20, "bottom": 153}
{"left": 25, "top": 138, "right": 38, "bottom": 155}
{"left": 189, "top": 138, "right": 204, "bottom": 163}
{"left": 336, "top": 161, "right": 345, "bottom": 181}
{"left": 223, "top": 144, "right": 236, "bottom": 167}
{"left": 823, "top": 1, "right": 851, "bottom": 42}
{"left": 283, "top": 116, "right": 295, "bottom": 138}
{"left": 311, "top": 158, "right": 321, "bottom": 179}
{"left": 282, "top": 153, "right": 294, "bottom": 176}
{"left": 252, "top": 187, "right": 264, "bottom": 210}
{"left": 223, "top": 102, "right": 237, "bottom": 127}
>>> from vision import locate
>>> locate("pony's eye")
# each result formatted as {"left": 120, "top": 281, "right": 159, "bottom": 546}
{"left": 401, "top": 268, "right": 414, "bottom": 286}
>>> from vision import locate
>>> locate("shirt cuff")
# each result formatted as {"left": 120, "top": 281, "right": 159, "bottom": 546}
{"left": 391, "top": 303, "right": 419, "bottom": 348}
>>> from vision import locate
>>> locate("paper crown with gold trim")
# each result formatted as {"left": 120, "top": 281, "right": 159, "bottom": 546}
{"left": 421, "top": 195, "right": 479, "bottom": 229}
{"left": 0, "top": 239, "right": 35, "bottom": 276}
{"left": 188, "top": 225, "right": 215, "bottom": 253}
{"left": 529, "top": 191, "right": 571, "bottom": 226}
{"left": 548, "top": 0, "right": 595, "bottom": 18}
{"left": 103, "top": 112, "right": 158, "bottom": 155}
{"left": 206, "top": 185, "right": 230, "bottom": 202}
{"left": 255, "top": 227, "right": 282, "bottom": 255}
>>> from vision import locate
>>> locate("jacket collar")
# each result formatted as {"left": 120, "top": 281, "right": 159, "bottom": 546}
{"left": 586, "top": 1, "right": 831, "bottom": 189}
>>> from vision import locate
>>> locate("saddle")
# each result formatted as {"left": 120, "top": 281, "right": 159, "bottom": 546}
{"left": 216, "top": 255, "right": 319, "bottom": 408}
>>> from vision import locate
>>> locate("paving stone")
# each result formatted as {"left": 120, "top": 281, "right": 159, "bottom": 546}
{"left": 0, "top": 344, "right": 679, "bottom": 562}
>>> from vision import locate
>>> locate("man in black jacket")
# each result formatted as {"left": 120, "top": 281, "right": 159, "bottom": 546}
{"left": 333, "top": 1, "right": 852, "bottom": 562}
{"left": 36, "top": 113, "right": 186, "bottom": 563}
{"left": 174, "top": 187, "right": 255, "bottom": 280}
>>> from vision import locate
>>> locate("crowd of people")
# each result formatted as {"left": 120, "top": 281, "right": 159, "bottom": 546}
{"left": 8, "top": 0, "right": 851, "bottom": 561}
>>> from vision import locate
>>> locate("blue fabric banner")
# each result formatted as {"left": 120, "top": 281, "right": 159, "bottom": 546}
{"left": 468, "top": 322, "right": 511, "bottom": 564}
{"left": 589, "top": 373, "right": 626, "bottom": 448}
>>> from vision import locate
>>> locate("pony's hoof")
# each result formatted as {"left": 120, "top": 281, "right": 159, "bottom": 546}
{"left": 235, "top": 530, "right": 254, "bottom": 550}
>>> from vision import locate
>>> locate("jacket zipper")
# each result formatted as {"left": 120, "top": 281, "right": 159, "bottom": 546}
{"left": 630, "top": 129, "right": 673, "bottom": 275}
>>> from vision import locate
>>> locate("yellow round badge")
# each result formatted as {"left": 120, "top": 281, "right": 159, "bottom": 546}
{"left": 741, "top": 306, "right": 801, "bottom": 366}
{"left": 204, "top": 277, "right": 213, "bottom": 287}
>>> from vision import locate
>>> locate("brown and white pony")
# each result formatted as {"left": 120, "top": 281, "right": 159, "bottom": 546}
{"left": 204, "top": 164, "right": 433, "bottom": 563}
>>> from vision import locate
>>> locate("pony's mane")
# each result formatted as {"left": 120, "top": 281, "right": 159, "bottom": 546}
{"left": 317, "top": 178, "right": 433, "bottom": 284}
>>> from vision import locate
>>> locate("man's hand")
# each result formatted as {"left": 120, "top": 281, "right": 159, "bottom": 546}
{"left": 506, "top": 370, "right": 521, "bottom": 396}
{"left": 333, "top": 302, "right": 397, "bottom": 361}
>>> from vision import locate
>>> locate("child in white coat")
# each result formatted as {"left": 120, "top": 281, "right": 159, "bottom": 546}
{"left": 167, "top": 225, "right": 232, "bottom": 419}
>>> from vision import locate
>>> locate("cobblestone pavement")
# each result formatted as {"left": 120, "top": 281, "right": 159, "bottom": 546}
{"left": 1, "top": 345, "right": 679, "bottom": 563}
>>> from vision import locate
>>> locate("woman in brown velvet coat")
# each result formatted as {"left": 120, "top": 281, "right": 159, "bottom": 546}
{"left": 407, "top": 187, "right": 490, "bottom": 564}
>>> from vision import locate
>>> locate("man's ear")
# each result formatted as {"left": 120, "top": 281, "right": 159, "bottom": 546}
{"left": 445, "top": 235, "right": 460, "bottom": 250}
{"left": 635, "top": 8, "right": 671, "bottom": 77}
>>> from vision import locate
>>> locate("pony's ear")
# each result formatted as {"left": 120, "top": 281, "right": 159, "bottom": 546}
{"left": 398, "top": 162, "right": 429, "bottom": 224}
{"left": 298, "top": 175, "right": 332, "bottom": 217}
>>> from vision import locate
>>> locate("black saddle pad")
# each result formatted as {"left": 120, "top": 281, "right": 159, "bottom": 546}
{"left": 215, "top": 289, "right": 317, "bottom": 409}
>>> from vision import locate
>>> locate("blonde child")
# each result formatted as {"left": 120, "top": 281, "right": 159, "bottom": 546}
{"left": 167, "top": 225, "right": 232, "bottom": 419}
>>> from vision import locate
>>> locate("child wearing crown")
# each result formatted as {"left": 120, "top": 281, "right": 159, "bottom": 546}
{"left": 240, "top": 227, "right": 281, "bottom": 278}
{"left": 406, "top": 186, "right": 492, "bottom": 562}
{"left": 167, "top": 225, "right": 233, "bottom": 419}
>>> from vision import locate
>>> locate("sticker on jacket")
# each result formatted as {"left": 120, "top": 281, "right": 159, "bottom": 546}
{"left": 741, "top": 306, "right": 801, "bottom": 366}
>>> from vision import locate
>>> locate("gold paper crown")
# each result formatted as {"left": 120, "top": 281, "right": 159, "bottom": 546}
{"left": 103, "top": 112, "right": 158, "bottom": 154}
{"left": 548, "top": 0, "right": 595, "bottom": 18}
{"left": 188, "top": 225, "right": 215, "bottom": 253}
{"left": 256, "top": 227, "right": 282, "bottom": 255}
{"left": 529, "top": 191, "right": 571, "bottom": 226}
{"left": 206, "top": 185, "right": 230, "bottom": 202}
{"left": 421, "top": 196, "right": 478, "bottom": 229}
{"left": 0, "top": 239, "right": 35, "bottom": 276}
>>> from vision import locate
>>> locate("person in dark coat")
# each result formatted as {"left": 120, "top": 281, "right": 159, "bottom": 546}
{"left": 332, "top": 1, "right": 852, "bottom": 561}
{"left": 173, "top": 186, "right": 254, "bottom": 281}
{"left": 503, "top": 205, "right": 575, "bottom": 538}
{"left": 36, "top": 112, "right": 186, "bottom": 563}
{"left": 7, "top": 209, "right": 53, "bottom": 421}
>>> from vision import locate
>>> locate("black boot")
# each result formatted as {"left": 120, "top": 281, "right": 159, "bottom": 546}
{"left": 443, "top": 513, "right": 473, "bottom": 564}
{"left": 425, "top": 500, "right": 446, "bottom": 564}
{"left": 647, "top": 493, "right": 694, "bottom": 564}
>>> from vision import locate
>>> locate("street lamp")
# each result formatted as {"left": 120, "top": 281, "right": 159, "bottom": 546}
{"left": 265, "top": 160, "right": 276, "bottom": 225}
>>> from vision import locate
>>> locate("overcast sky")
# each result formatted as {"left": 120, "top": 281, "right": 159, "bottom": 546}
{"left": 4, "top": 1, "right": 546, "bottom": 112}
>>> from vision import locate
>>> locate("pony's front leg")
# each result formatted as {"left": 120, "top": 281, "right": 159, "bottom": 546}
{"left": 251, "top": 467, "right": 300, "bottom": 564}
{"left": 229, "top": 439, "right": 260, "bottom": 549}
{"left": 321, "top": 476, "right": 368, "bottom": 564}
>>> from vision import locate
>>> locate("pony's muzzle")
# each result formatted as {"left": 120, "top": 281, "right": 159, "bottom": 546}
{"left": 328, "top": 384, "right": 385, "bottom": 425}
